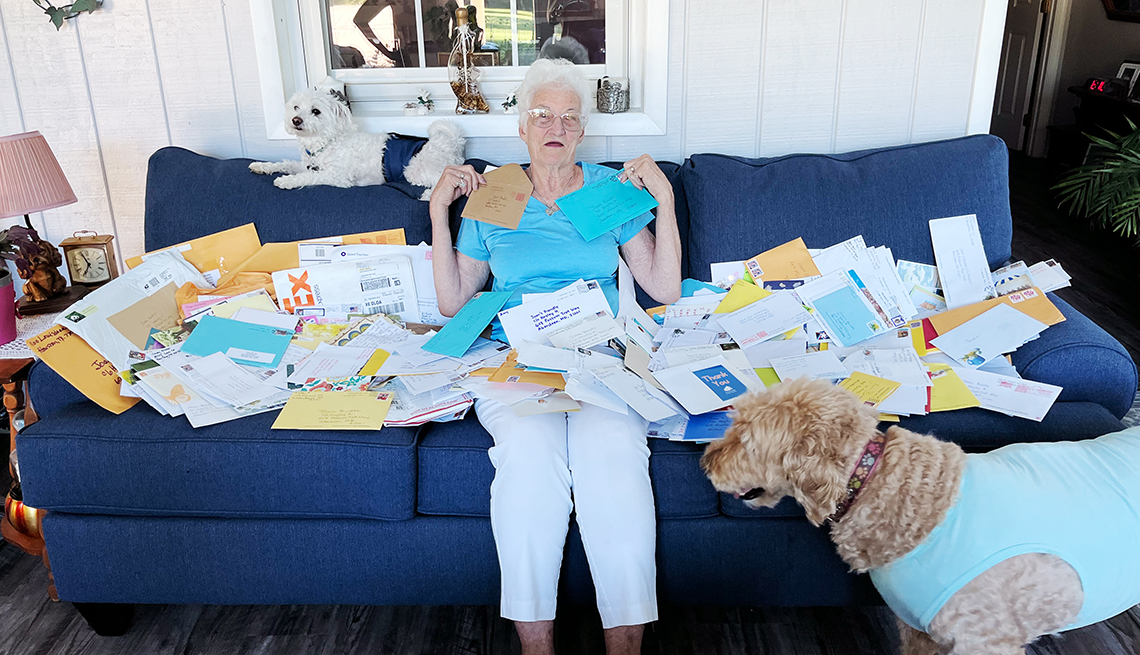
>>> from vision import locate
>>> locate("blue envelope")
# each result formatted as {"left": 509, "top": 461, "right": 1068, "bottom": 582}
{"left": 810, "top": 273, "right": 884, "bottom": 347}
{"left": 683, "top": 411, "right": 733, "bottom": 441}
{"left": 557, "top": 172, "right": 659, "bottom": 242}
{"left": 181, "top": 315, "right": 294, "bottom": 369}
{"left": 423, "top": 291, "right": 511, "bottom": 358}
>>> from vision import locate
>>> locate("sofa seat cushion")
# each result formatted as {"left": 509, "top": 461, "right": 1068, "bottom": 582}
{"left": 682, "top": 135, "right": 1012, "bottom": 281}
{"left": 417, "top": 414, "right": 719, "bottom": 519}
{"left": 17, "top": 402, "right": 419, "bottom": 520}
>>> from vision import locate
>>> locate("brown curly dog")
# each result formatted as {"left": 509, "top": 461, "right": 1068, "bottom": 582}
{"left": 701, "top": 377, "right": 1140, "bottom": 655}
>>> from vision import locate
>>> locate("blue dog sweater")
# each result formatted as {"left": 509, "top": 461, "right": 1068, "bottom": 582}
{"left": 870, "top": 426, "right": 1140, "bottom": 632}
{"left": 382, "top": 134, "right": 428, "bottom": 185}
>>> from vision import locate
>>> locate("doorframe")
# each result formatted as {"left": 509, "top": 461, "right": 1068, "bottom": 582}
{"left": 1025, "top": 0, "right": 1074, "bottom": 156}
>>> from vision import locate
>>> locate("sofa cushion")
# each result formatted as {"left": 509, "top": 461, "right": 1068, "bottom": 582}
{"left": 417, "top": 415, "right": 719, "bottom": 519}
{"left": 681, "top": 135, "right": 1012, "bottom": 281}
{"left": 17, "top": 402, "right": 419, "bottom": 520}
{"left": 144, "top": 147, "right": 433, "bottom": 252}
{"left": 1010, "top": 295, "right": 1138, "bottom": 419}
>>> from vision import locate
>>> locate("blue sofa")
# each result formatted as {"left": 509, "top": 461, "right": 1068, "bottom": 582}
{"left": 16, "top": 135, "right": 1136, "bottom": 633}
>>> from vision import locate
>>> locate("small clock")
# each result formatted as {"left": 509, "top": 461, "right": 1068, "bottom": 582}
{"left": 59, "top": 232, "right": 119, "bottom": 288}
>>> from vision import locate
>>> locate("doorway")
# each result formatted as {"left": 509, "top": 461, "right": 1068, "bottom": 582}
{"left": 990, "top": 0, "right": 1073, "bottom": 155}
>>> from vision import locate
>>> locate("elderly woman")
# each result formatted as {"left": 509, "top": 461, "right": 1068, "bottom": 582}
{"left": 428, "top": 59, "right": 681, "bottom": 655}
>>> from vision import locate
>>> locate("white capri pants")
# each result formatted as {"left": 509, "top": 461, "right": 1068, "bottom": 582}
{"left": 476, "top": 397, "right": 658, "bottom": 628}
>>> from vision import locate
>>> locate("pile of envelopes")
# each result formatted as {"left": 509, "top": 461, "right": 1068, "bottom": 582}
{"left": 27, "top": 212, "right": 1074, "bottom": 439}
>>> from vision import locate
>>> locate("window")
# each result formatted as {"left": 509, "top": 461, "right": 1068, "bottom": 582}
{"left": 327, "top": 0, "right": 607, "bottom": 70}
{"left": 250, "top": 0, "right": 666, "bottom": 138}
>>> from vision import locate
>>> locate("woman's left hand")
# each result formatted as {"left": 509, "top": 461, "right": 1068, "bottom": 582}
{"left": 619, "top": 154, "right": 673, "bottom": 203}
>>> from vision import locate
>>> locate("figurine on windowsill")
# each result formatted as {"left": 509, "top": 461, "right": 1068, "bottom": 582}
{"left": 417, "top": 88, "right": 435, "bottom": 115}
{"left": 502, "top": 90, "right": 518, "bottom": 114}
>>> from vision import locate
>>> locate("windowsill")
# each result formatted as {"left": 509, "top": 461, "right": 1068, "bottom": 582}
{"left": 267, "top": 110, "right": 666, "bottom": 140}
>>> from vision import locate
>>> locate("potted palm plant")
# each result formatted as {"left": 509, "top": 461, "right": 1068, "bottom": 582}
{"left": 1053, "top": 119, "right": 1140, "bottom": 244}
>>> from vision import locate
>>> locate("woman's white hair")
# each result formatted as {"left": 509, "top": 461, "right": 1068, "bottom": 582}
{"left": 516, "top": 58, "right": 593, "bottom": 128}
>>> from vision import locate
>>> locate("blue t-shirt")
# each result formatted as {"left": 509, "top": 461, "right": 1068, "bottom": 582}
{"left": 456, "top": 162, "right": 655, "bottom": 340}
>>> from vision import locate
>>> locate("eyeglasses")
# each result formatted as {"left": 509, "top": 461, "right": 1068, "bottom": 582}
{"left": 527, "top": 108, "right": 586, "bottom": 131}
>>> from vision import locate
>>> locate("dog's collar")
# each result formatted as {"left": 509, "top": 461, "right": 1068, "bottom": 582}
{"left": 827, "top": 431, "right": 889, "bottom": 525}
{"left": 304, "top": 143, "right": 330, "bottom": 158}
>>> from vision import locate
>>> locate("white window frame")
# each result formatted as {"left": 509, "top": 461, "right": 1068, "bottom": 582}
{"left": 249, "top": 0, "right": 667, "bottom": 139}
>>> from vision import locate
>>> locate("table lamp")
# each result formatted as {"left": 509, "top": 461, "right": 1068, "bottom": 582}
{"left": 0, "top": 131, "right": 90, "bottom": 318}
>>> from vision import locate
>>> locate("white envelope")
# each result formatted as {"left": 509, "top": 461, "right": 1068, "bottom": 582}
{"left": 930, "top": 304, "right": 1047, "bottom": 369}
{"left": 498, "top": 279, "right": 613, "bottom": 347}
{"left": 770, "top": 351, "right": 849, "bottom": 382}
{"left": 812, "top": 235, "right": 868, "bottom": 275}
{"left": 564, "top": 373, "right": 628, "bottom": 414}
{"left": 272, "top": 255, "right": 419, "bottom": 322}
{"left": 58, "top": 249, "right": 213, "bottom": 370}
{"left": 717, "top": 291, "right": 812, "bottom": 348}
{"left": 875, "top": 384, "right": 929, "bottom": 416}
{"left": 954, "top": 368, "right": 1062, "bottom": 422}
{"left": 546, "top": 311, "right": 624, "bottom": 350}
{"left": 231, "top": 307, "right": 301, "bottom": 331}
{"left": 591, "top": 365, "right": 680, "bottom": 422}
{"left": 287, "top": 343, "right": 378, "bottom": 383}
{"left": 843, "top": 348, "right": 932, "bottom": 387}
{"left": 742, "top": 338, "right": 808, "bottom": 368}
{"left": 653, "top": 355, "right": 761, "bottom": 415}
{"left": 929, "top": 214, "right": 997, "bottom": 309}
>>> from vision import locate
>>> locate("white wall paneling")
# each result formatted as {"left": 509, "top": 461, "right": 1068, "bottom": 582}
{"left": 149, "top": 0, "right": 242, "bottom": 157}
{"left": 0, "top": 0, "right": 1009, "bottom": 263}
{"left": 833, "top": 0, "right": 924, "bottom": 153}
{"left": 910, "top": 0, "right": 985, "bottom": 142}
{"left": 682, "top": 0, "right": 762, "bottom": 156}
{"left": 0, "top": 0, "right": 113, "bottom": 250}
{"left": 75, "top": 3, "right": 170, "bottom": 264}
{"left": 758, "top": 0, "right": 844, "bottom": 157}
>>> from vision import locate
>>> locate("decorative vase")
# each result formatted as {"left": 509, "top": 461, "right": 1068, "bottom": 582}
{"left": 448, "top": 7, "right": 490, "bottom": 114}
{"left": 0, "top": 269, "right": 14, "bottom": 346}
{"left": 5, "top": 483, "right": 44, "bottom": 538}
{"left": 596, "top": 77, "right": 630, "bottom": 114}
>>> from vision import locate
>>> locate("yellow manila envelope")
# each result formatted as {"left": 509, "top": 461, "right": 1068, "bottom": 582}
{"left": 927, "top": 363, "right": 980, "bottom": 412}
{"left": 744, "top": 237, "right": 821, "bottom": 282}
{"left": 838, "top": 371, "right": 902, "bottom": 408}
{"left": 271, "top": 390, "right": 394, "bottom": 430}
{"left": 714, "top": 279, "right": 772, "bottom": 314}
{"left": 215, "top": 228, "right": 407, "bottom": 288}
{"left": 928, "top": 287, "right": 1064, "bottom": 335}
{"left": 488, "top": 364, "right": 566, "bottom": 389}
{"left": 461, "top": 163, "right": 534, "bottom": 229}
{"left": 27, "top": 325, "right": 140, "bottom": 414}
{"left": 336, "top": 229, "right": 407, "bottom": 245}
{"left": 125, "top": 224, "right": 262, "bottom": 278}
{"left": 106, "top": 282, "right": 181, "bottom": 350}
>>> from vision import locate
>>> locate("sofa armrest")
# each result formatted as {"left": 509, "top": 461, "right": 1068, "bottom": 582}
{"left": 28, "top": 360, "right": 90, "bottom": 421}
{"left": 1010, "top": 294, "right": 1137, "bottom": 419}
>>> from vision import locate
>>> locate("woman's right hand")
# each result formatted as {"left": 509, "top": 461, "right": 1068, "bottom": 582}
{"left": 429, "top": 164, "right": 488, "bottom": 211}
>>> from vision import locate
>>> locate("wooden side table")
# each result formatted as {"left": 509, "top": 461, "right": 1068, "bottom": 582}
{"left": 2, "top": 358, "right": 43, "bottom": 554}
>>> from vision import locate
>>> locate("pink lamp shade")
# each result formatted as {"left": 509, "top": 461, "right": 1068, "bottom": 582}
{"left": 0, "top": 131, "right": 77, "bottom": 220}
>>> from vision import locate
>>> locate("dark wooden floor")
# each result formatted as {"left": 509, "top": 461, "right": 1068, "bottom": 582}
{"left": 2, "top": 152, "right": 1139, "bottom": 654}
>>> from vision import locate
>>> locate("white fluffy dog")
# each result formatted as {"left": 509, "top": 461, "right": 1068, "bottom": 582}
{"left": 250, "top": 86, "right": 465, "bottom": 198}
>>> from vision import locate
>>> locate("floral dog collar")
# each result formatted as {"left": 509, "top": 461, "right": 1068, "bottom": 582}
{"left": 827, "top": 432, "right": 889, "bottom": 524}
